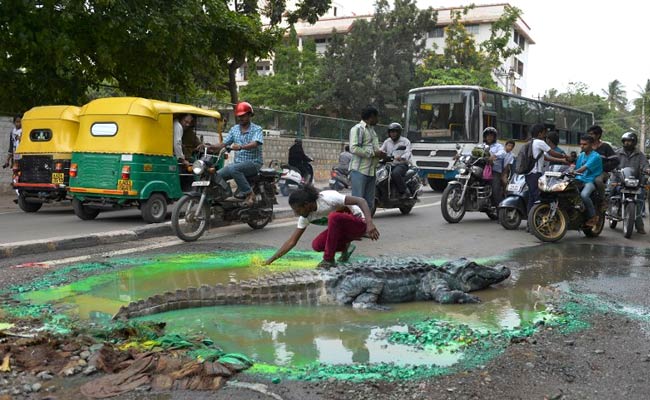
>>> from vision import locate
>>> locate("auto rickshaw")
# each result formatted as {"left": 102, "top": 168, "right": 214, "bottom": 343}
{"left": 69, "top": 97, "right": 222, "bottom": 222}
{"left": 12, "top": 105, "right": 81, "bottom": 212}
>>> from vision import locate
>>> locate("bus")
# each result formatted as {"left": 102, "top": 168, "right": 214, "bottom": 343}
{"left": 404, "top": 85, "right": 594, "bottom": 191}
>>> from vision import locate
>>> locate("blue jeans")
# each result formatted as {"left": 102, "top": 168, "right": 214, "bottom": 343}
{"left": 580, "top": 182, "right": 596, "bottom": 218}
{"left": 350, "top": 170, "right": 376, "bottom": 210}
{"left": 218, "top": 161, "right": 260, "bottom": 195}
{"left": 525, "top": 172, "right": 542, "bottom": 214}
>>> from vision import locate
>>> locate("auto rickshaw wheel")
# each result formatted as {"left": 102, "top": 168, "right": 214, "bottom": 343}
{"left": 142, "top": 193, "right": 168, "bottom": 223}
{"left": 72, "top": 198, "right": 100, "bottom": 220}
{"left": 17, "top": 193, "right": 43, "bottom": 213}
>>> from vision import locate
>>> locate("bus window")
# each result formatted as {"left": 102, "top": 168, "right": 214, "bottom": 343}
{"left": 542, "top": 106, "right": 555, "bottom": 124}
{"left": 558, "top": 131, "right": 568, "bottom": 145}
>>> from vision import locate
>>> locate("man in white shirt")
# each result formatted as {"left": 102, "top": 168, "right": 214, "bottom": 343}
{"left": 525, "top": 124, "right": 568, "bottom": 214}
{"left": 173, "top": 113, "right": 193, "bottom": 166}
{"left": 380, "top": 122, "right": 412, "bottom": 199}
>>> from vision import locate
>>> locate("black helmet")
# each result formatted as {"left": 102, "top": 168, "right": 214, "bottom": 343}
{"left": 482, "top": 126, "right": 498, "bottom": 139}
{"left": 387, "top": 122, "right": 402, "bottom": 132}
{"left": 621, "top": 131, "right": 637, "bottom": 146}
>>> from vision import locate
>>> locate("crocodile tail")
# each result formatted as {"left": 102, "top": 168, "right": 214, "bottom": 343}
{"left": 112, "top": 270, "right": 325, "bottom": 320}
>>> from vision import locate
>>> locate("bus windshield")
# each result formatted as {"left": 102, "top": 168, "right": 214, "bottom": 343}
{"left": 406, "top": 89, "right": 479, "bottom": 143}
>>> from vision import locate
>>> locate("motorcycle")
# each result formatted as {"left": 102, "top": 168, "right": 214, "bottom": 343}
{"left": 278, "top": 159, "right": 313, "bottom": 197}
{"left": 171, "top": 147, "right": 279, "bottom": 242}
{"left": 440, "top": 146, "right": 498, "bottom": 223}
{"left": 498, "top": 173, "right": 528, "bottom": 230}
{"left": 373, "top": 153, "right": 423, "bottom": 215}
{"left": 606, "top": 167, "right": 644, "bottom": 238}
{"left": 328, "top": 167, "right": 350, "bottom": 190}
{"left": 527, "top": 165, "right": 605, "bottom": 242}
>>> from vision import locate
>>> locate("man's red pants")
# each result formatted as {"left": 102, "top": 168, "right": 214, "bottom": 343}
{"left": 311, "top": 212, "right": 367, "bottom": 261}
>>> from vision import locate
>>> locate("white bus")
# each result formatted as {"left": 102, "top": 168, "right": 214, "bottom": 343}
{"left": 405, "top": 85, "right": 594, "bottom": 191}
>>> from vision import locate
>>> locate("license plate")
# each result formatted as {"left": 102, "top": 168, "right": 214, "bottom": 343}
{"left": 191, "top": 181, "right": 210, "bottom": 187}
{"left": 507, "top": 184, "right": 521, "bottom": 192}
{"left": 117, "top": 179, "right": 132, "bottom": 191}
{"left": 427, "top": 173, "right": 444, "bottom": 179}
{"left": 51, "top": 173, "right": 64, "bottom": 184}
{"left": 329, "top": 179, "right": 336, "bottom": 184}
{"left": 545, "top": 171, "right": 562, "bottom": 177}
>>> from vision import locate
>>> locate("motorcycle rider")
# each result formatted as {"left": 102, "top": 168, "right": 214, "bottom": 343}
{"left": 615, "top": 132, "right": 649, "bottom": 234}
{"left": 379, "top": 122, "right": 412, "bottom": 199}
{"left": 288, "top": 138, "right": 313, "bottom": 182}
{"left": 483, "top": 127, "right": 506, "bottom": 205}
{"left": 587, "top": 125, "right": 618, "bottom": 209}
{"left": 200, "top": 102, "right": 263, "bottom": 206}
{"left": 574, "top": 135, "right": 603, "bottom": 227}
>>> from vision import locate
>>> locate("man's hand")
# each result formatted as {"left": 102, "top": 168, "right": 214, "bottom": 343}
{"left": 231, "top": 143, "right": 242, "bottom": 151}
{"left": 365, "top": 222, "right": 380, "bottom": 240}
{"left": 263, "top": 258, "right": 274, "bottom": 266}
{"left": 374, "top": 149, "right": 386, "bottom": 158}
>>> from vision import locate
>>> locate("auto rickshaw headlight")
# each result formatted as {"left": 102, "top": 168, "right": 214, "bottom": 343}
{"left": 192, "top": 160, "right": 206, "bottom": 175}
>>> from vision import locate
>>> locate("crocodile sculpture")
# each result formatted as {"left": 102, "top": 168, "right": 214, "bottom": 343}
{"left": 113, "top": 258, "right": 510, "bottom": 320}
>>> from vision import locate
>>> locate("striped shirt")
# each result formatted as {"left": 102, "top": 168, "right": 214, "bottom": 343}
{"left": 349, "top": 120, "right": 380, "bottom": 176}
{"left": 223, "top": 122, "right": 264, "bottom": 164}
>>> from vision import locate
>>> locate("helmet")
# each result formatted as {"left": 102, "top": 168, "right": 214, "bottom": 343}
{"left": 621, "top": 131, "right": 638, "bottom": 146}
{"left": 482, "top": 126, "right": 498, "bottom": 139}
{"left": 471, "top": 147, "right": 485, "bottom": 158}
{"left": 387, "top": 122, "right": 402, "bottom": 132}
{"left": 234, "top": 102, "right": 254, "bottom": 117}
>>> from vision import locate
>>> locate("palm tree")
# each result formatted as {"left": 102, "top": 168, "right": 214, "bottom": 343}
{"left": 602, "top": 79, "right": 628, "bottom": 111}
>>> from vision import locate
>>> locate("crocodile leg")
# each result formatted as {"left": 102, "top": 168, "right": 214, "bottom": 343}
{"left": 336, "top": 276, "right": 387, "bottom": 310}
{"left": 431, "top": 277, "right": 481, "bottom": 304}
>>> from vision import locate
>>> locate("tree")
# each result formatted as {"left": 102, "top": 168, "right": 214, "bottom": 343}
{"left": 416, "top": 5, "right": 522, "bottom": 90}
{"left": 602, "top": 79, "right": 628, "bottom": 112}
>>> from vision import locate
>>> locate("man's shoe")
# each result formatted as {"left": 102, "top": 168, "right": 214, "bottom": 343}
{"left": 234, "top": 192, "right": 248, "bottom": 200}
{"left": 338, "top": 244, "right": 356, "bottom": 263}
{"left": 316, "top": 259, "right": 336, "bottom": 270}
{"left": 637, "top": 226, "right": 646, "bottom": 234}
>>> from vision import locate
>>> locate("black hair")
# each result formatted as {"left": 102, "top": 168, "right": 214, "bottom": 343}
{"left": 13, "top": 113, "right": 23, "bottom": 123}
{"left": 587, "top": 125, "right": 602, "bottom": 136}
{"left": 580, "top": 134, "right": 594, "bottom": 144}
{"left": 288, "top": 185, "right": 320, "bottom": 208}
{"left": 505, "top": 140, "right": 515, "bottom": 147}
{"left": 344, "top": 145, "right": 350, "bottom": 152}
{"left": 530, "top": 123, "right": 546, "bottom": 138}
{"left": 361, "top": 106, "right": 379, "bottom": 121}
{"left": 546, "top": 131, "right": 560, "bottom": 146}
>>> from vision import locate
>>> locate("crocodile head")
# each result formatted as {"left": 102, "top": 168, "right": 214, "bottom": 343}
{"left": 439, "top": 258, "right": 511, "bottom": 292}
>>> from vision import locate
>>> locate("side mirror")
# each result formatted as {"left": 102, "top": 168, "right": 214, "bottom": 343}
{"left": 456, "top": 144, "right": 461, "bottom": 150}
{"left": 396, "top": 145, "right": 407, "bottom": 151}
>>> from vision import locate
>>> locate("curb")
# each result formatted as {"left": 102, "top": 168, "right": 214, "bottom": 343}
{"left": 0, "top": 208, "right": 296, "bottom": 260}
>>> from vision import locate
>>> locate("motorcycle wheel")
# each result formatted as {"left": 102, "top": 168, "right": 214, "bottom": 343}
{"left": 279, "top": 184, "right": 290, "bottom": 197}
{"left": 399, "top": 205, "right": 413, "bottom": 215}
{"left": 441, "top": 184, "right": 465, "bottom": 223}
{"left": 17, "top": 193, "right": 42, "bottom": 213}
{"left": 486, "top": 209, "right": 499, "bottom": 220}
{"left": 623, "top": 202, "right": 635, "bottom": 239}
{"left": 171, "top": 195, "right": 209, "bottom": 242}
{"left": 498, "top": 208, "right": 522, "bottom": 230}
{"left": 72, "top": 198, "right": 100, "bottom": 220}
{"left": 584, "top": 211, "right": 606, "bottom": 237}
{"left": 528, "top": 203, "right": 567, "bottom": 242}
{"left": 248, "top": 211, "right": 273, "bottom": 230}
{"left": 609, "top": 219, "right": 617, "bottom": 229}
{"left": 141, "top": 193, "right": 167, "bottom": 223}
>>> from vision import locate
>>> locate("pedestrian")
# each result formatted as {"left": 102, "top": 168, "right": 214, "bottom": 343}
{"left": 337, "top": 145, "right": 353, "bottom": 174}
{"left": 525, "top": 124, "right": 567, "bottom": 214}
{"left": 264, "top": 185, "right": 380, "bottom": 269}
{"left": 349, "top": 106, "right": 385, "bottom": 210}
{"left": 3, "top": 114, "right": 22, "bottom": 169}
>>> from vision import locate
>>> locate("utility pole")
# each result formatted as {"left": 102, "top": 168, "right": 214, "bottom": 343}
{"left": 641, "top": 97, "right": 646, "bottom": 154}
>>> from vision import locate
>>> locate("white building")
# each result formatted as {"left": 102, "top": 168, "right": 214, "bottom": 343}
{"left": 238, "top": 2, "right": 534, "bottom": 95}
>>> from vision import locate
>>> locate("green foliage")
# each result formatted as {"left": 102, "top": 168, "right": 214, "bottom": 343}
{"left": 416, "top": 5, "right": 522, "bottom": 89}
{"left": 602, "top": 79, "right": 628, "bottom": 112}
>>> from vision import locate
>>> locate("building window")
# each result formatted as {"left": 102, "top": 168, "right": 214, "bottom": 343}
{"left": 333, "top": 7, "right": 337, "bottom": 17}
{"left": 513, "top": 58, "right": 524, "bottom": 76}
{"left": 314, "top": 37, "right": 331, "bottom": 44}
{"left": 465, "top": 24, "right": 479, "bottom": 35}
{"left": 428, "top": 27, "right": 444, "bottom": 38}
{"left": 513, "top": 30, "right": 525, "bottom": 49}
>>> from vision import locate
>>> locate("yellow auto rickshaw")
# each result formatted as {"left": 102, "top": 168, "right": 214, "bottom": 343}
{"left": 12, "top": 105, "right": 81, "bottom": 212}
{"left": 68, "top": 97, "right": 222, "bottom": 222}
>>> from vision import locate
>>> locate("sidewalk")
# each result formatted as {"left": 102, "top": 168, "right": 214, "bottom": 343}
{"left": 0, "top": 182, "right": 333, "bottom": 259}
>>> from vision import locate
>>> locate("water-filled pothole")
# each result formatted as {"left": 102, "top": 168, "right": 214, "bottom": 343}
{"left": 11, "top": 244, "right": 650, "bottom": 380}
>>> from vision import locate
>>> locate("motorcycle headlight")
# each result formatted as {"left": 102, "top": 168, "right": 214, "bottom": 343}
{"left": 550, "top": 181, "right": 569, "bottom": 192}
{"left": 624, "top": 178, "right": 639, "bottom": 187}
{"left": 458, "top": 168, "right": 467, "bottom": 175}
{"left": 192, "top": 160, "right": 206, "bottom": 175}
{"left": 377, "top": 168, "right": 388, "bottom": 181}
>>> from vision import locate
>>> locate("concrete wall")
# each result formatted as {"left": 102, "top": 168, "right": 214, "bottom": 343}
{"left": 264, "top": 136, "right": 345, "bottom": 182}
{"left": 0, "top": 116, "right": 14, "bottom": 193}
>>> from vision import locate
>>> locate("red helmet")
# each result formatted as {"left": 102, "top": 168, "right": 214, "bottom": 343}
{"left": 234, "top": 102, "right": 254, "bottom": 117}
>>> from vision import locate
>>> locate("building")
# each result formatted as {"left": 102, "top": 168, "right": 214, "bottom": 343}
{"left": 237, "top": 2, "right": 534, "bottom": 95}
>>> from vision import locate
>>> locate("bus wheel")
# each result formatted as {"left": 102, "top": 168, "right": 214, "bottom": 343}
{"left": 428, "top": 178, "right": 447, "bottom": 192}
{"left": 72, "top": 198, "right": 100, "bottom": 220}
{"left": 142, "top": 193, "right": 168, "bottom": 223}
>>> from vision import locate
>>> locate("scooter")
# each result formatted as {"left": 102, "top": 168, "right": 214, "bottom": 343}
{"left": 498, "top": 173, "right": 528, "bottom": 230}
{"left": 278, "top": 159, "right": 314, "bottom": 197}
{"left": 329, "top": 167, "right": 350, "bottom": 190}
{"left": 373, "top": 151, "right": 423, "bottom": 215}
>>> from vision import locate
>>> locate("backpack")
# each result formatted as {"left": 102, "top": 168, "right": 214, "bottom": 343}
{"left": 515, "top": 140, "right": 543, "bottom": 175}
